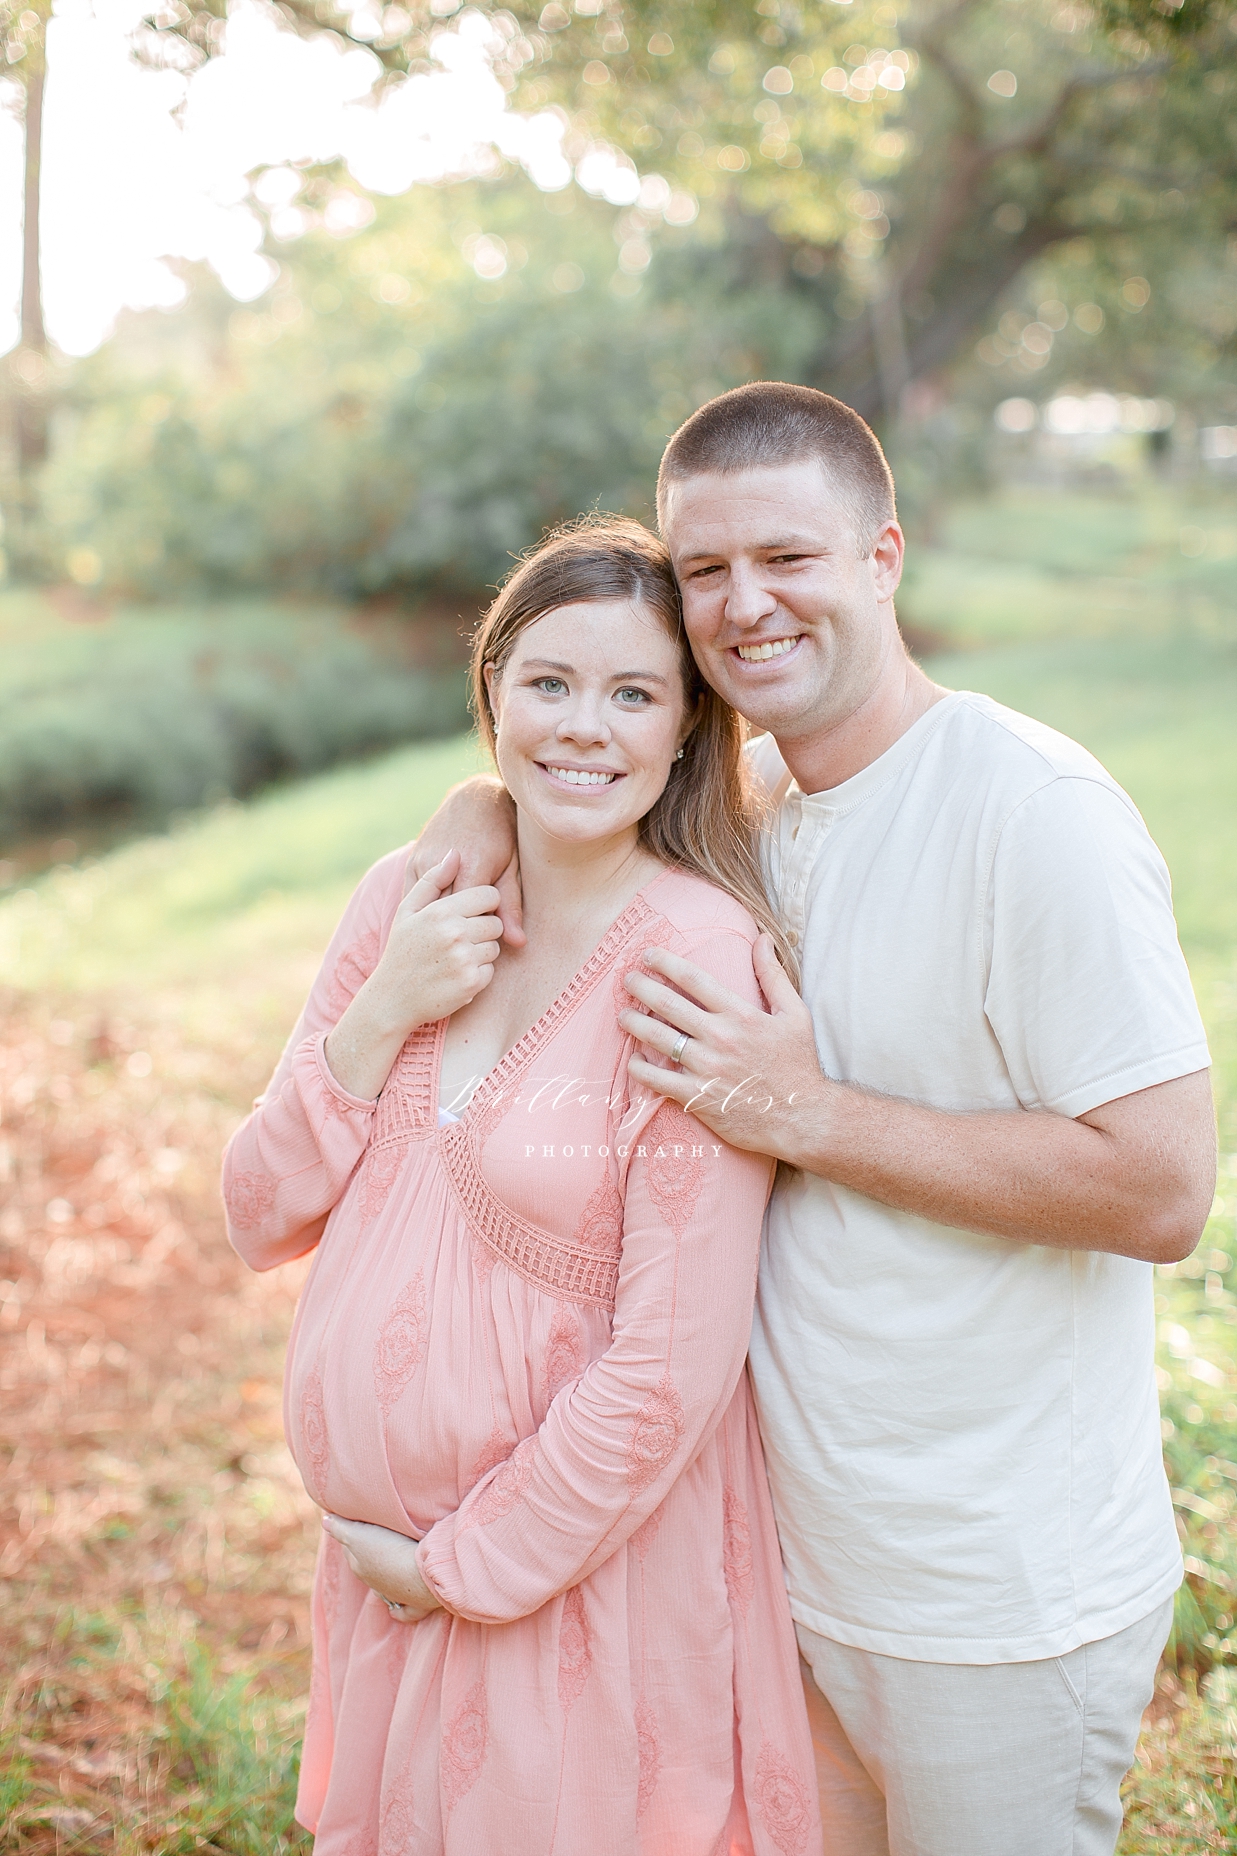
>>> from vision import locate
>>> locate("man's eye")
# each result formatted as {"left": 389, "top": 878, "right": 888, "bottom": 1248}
{"left": 535, "top": 678, "right": 566, "bottom": 695}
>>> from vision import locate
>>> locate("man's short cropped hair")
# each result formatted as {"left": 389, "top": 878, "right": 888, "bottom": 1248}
{"left": 657, "top": 381, "right": 897, "bottom": 556}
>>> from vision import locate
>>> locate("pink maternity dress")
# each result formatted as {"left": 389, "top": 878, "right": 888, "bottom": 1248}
{"left": 223, "top": 848, "right": 819, "bottom": 1856}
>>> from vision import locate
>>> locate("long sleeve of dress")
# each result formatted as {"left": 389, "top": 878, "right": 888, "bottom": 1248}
{"left": 417, "top": 928, "right": 775, "bottom": 1625}
{"left": 222, "top": 847, "right": 407, "bottom": 1271}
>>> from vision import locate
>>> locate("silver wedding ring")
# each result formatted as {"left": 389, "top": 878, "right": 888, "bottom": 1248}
{"left": 382, "top": 1596, "right": 403, "bottom": 1616}
{"left": 670, "top": 1031, "right": 690, "bottom": 1065}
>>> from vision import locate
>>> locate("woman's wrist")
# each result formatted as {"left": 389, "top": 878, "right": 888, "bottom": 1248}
{"left": 325, "top": 980, "right": 419, "bottom": 1100}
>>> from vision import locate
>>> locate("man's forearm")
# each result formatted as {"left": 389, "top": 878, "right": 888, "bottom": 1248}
{"left": 623, "top": 947, "right": 1215, "bottom": 1266}
{"left": 787, "top": 1069, "right": 1214, "bottom": 1263}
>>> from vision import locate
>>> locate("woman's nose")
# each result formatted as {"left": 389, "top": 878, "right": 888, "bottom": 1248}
{"left": 557, "top": 700, "right": 611, "bottom": 746}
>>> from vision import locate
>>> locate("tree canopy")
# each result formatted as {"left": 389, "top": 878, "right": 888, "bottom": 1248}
{"left": 140, "top": 0, "right": 1235, "bottom": 422}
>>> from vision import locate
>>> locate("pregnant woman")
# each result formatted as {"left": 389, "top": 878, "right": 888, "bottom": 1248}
{"left": 222, "top": 517, "right": 819, "bottom": 1856}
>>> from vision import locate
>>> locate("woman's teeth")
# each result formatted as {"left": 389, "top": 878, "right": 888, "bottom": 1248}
{"left": 736, "top": 637, "right": 801, "bottom": 661}
{"left": 546, "top": 767, "right": 616, "bottom": 786}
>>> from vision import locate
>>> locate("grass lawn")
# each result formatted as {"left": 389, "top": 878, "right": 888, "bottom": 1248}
{"left": 1, "top": 479, "right": 1235, "bottom": 1850}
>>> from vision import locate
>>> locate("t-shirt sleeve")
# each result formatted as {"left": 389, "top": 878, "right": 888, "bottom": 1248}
{"left": 984, "top": 776, "right": 1209, "bottom": 1120}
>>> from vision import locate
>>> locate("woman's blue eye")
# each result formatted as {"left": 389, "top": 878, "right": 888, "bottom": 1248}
{"left": 536, "top": 678, "right": 566, "bottom": 695}
{"left": 616, "top": 687, "right": 650, "bottom": 705}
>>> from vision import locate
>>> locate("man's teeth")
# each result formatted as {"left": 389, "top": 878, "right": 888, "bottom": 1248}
{"left": 547, "top": 767, "right": 616, "bottom": 786}
{"left": 736, "top": 637, "right": 800, "bottom": 661}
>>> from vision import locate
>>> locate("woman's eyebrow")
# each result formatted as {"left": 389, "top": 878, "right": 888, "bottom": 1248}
{"left": 521, "top": 658, "right": 670, "bottom": 686}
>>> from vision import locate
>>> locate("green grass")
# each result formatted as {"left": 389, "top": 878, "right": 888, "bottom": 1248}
{"left": 2, "top": 1627, "right": 311, "bottom": 1855}
{"left": 902, "top": 482, "right": 1237, "bottom": 649}
{"left": 0, "top": 732, "right": 487, "bottom": 998}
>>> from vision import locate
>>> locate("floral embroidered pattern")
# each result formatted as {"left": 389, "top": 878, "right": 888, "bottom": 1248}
{"left": 326, "top": 928, "right": 381, "bottom": 1021}
{"left": 468, "top": 1424, "right": 511, "bottom": 1490}
{"left": 441, "top": 1680, "right": 488, "bottom": 1812}
{"left": 471, "top": 1237, "right": 497, "bottom": 1283}
{"left": 610, "top": 915, "right": 677, "bottom": 1018}
{"left": 374, "top": 1273, "right": 427, "bottom": 1414}
{"left": 542, "top": 1302, "right": 585, "bottom": 1405}
{"left": 557, "top": 1586, "right": 592, "bottom": 1714}
{"left": 626, "top": 1374, "right": 685, "bottom": 1495}
{"left": 301, "top": 1367, "right": 329, "bottom": 1502}
{"left": 337, "top": 1828, "right": 378, "bottom": 1856}
{"left": 380, "top": 1769, "right": 417, "bottom": 1850}
{"left": 754, "top": 1741, "right": 814, "bottom": 1856}
{"left": 642, "top": 1103, "right": 706, "bottom": 1240}
{"left": 359, "top": 1143, "right": 407, "bottom": 1223}
{"left": 722, "top": 1485, "right": 754, "bottom": 1618}
{"left": 573, "top": 1173, "right": 623, "bottom": 1254}
{"left": 225, "top": 1170, "right": 276, "bottom": 1231}
{"left": 634, "top": 1698, "right": 661, "bottom": 1819}
{"left": 463, "top": 1437, "right": 535, "bottom": 1529}
{"left": 631, "top": 1502, "right": 665, "bottom": 1563}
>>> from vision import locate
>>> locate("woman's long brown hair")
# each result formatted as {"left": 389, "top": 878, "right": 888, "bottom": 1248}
{"left": 470, "top": 513, "right": 796, "bottom": 978}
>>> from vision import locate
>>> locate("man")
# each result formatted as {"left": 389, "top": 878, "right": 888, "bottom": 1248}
{"left": 413, "top": 383, "right": 1216, "bottom": 1855}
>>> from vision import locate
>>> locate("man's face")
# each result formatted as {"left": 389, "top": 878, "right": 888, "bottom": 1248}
{"left": 660, "top": 459, "right": 904, "bottom": 743}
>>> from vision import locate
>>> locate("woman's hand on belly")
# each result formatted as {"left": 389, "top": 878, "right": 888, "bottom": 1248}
{"left": 323, "top": 1513, "right": 443, "bottom": 1623}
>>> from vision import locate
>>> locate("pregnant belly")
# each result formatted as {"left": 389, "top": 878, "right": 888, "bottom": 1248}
{"left": 283, "top": 1266, "right": 540, "bottom": 1537}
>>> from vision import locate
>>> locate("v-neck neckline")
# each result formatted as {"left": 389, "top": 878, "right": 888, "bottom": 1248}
{"left": 430, "top": 865, "right": 675, "bottom": 1130}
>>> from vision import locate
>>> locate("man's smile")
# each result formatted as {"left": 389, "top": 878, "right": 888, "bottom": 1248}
{"left": 733, "top": 635, "right": 804, "bottom": 663}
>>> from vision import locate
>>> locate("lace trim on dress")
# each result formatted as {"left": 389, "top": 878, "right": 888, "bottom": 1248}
{"left": 434, "top": 887, "right": 678, "bottom": 1309}
{"left": 370, "top": 1027, "right": 441, "bottom": 1152}
{"left": 440, "top": 1117, "right": 623, "bottom": 1308}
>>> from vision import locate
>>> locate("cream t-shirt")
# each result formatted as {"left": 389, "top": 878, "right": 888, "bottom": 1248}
{"left": 748, "top": 692, "right": 1209, "bottom": 1664}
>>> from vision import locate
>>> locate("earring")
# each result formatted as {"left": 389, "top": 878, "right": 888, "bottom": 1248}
{"left": 675, "top": 747, "right": 684, "bottom": 760}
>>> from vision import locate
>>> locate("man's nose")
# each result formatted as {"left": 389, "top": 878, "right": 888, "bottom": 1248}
{"left": 724, "top": 566, "right": 779, "bottom": 629}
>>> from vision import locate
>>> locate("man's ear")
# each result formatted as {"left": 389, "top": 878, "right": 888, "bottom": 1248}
{"left": 871, "top": 522, "right": 905, "bottom": 602}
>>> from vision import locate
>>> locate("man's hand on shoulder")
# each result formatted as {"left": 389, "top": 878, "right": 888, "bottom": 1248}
{"left": 622, "top": 937, "right": 829, "bottom": 1161}
{"left": 407, "top": 776, "right": 524, "bottom": 947}
{"left": 622, "top": 940, "right": 1216, "bottom": 1263}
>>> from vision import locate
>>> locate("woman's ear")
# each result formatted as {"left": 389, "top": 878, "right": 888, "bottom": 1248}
{"left": 483, "top": 660, "right": 500, "bottom": 724}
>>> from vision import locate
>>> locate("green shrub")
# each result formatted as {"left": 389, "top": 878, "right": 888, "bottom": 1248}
{"left": 0, "top": 595, "right": 467, "bottom": 848}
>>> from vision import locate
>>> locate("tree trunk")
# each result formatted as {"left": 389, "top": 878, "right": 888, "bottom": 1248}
{"left": 17, "top": 63, "right": 48, "bottom": 471}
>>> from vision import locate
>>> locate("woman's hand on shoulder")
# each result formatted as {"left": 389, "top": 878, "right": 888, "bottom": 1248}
{"left": 379, "top": 849, "right": 504, "bottom": 1025}
{"left": 324, "top": 852, "right": 502, "bottom": 1099}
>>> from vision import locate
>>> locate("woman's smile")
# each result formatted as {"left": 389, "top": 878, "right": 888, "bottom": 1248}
{"left": 538, "top": 761, "right": 622, "bottom": 789}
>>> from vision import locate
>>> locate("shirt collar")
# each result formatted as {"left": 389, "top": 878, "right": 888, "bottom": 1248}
{"left": 782, "top": 690, "right": 965, "bottom": 822}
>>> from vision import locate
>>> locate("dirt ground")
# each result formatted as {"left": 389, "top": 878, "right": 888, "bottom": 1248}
{"left": 0, "top": 987, "right": 316, "bottom": 1849}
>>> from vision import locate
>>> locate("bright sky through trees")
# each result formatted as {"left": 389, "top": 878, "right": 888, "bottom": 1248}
{"left": 0, "top": 0, "right": 586, "bottom": 355}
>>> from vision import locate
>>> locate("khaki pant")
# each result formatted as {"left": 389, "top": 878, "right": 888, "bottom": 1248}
{"left": 796, "top": 1598, "right": 1173, "bottom": 1856}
